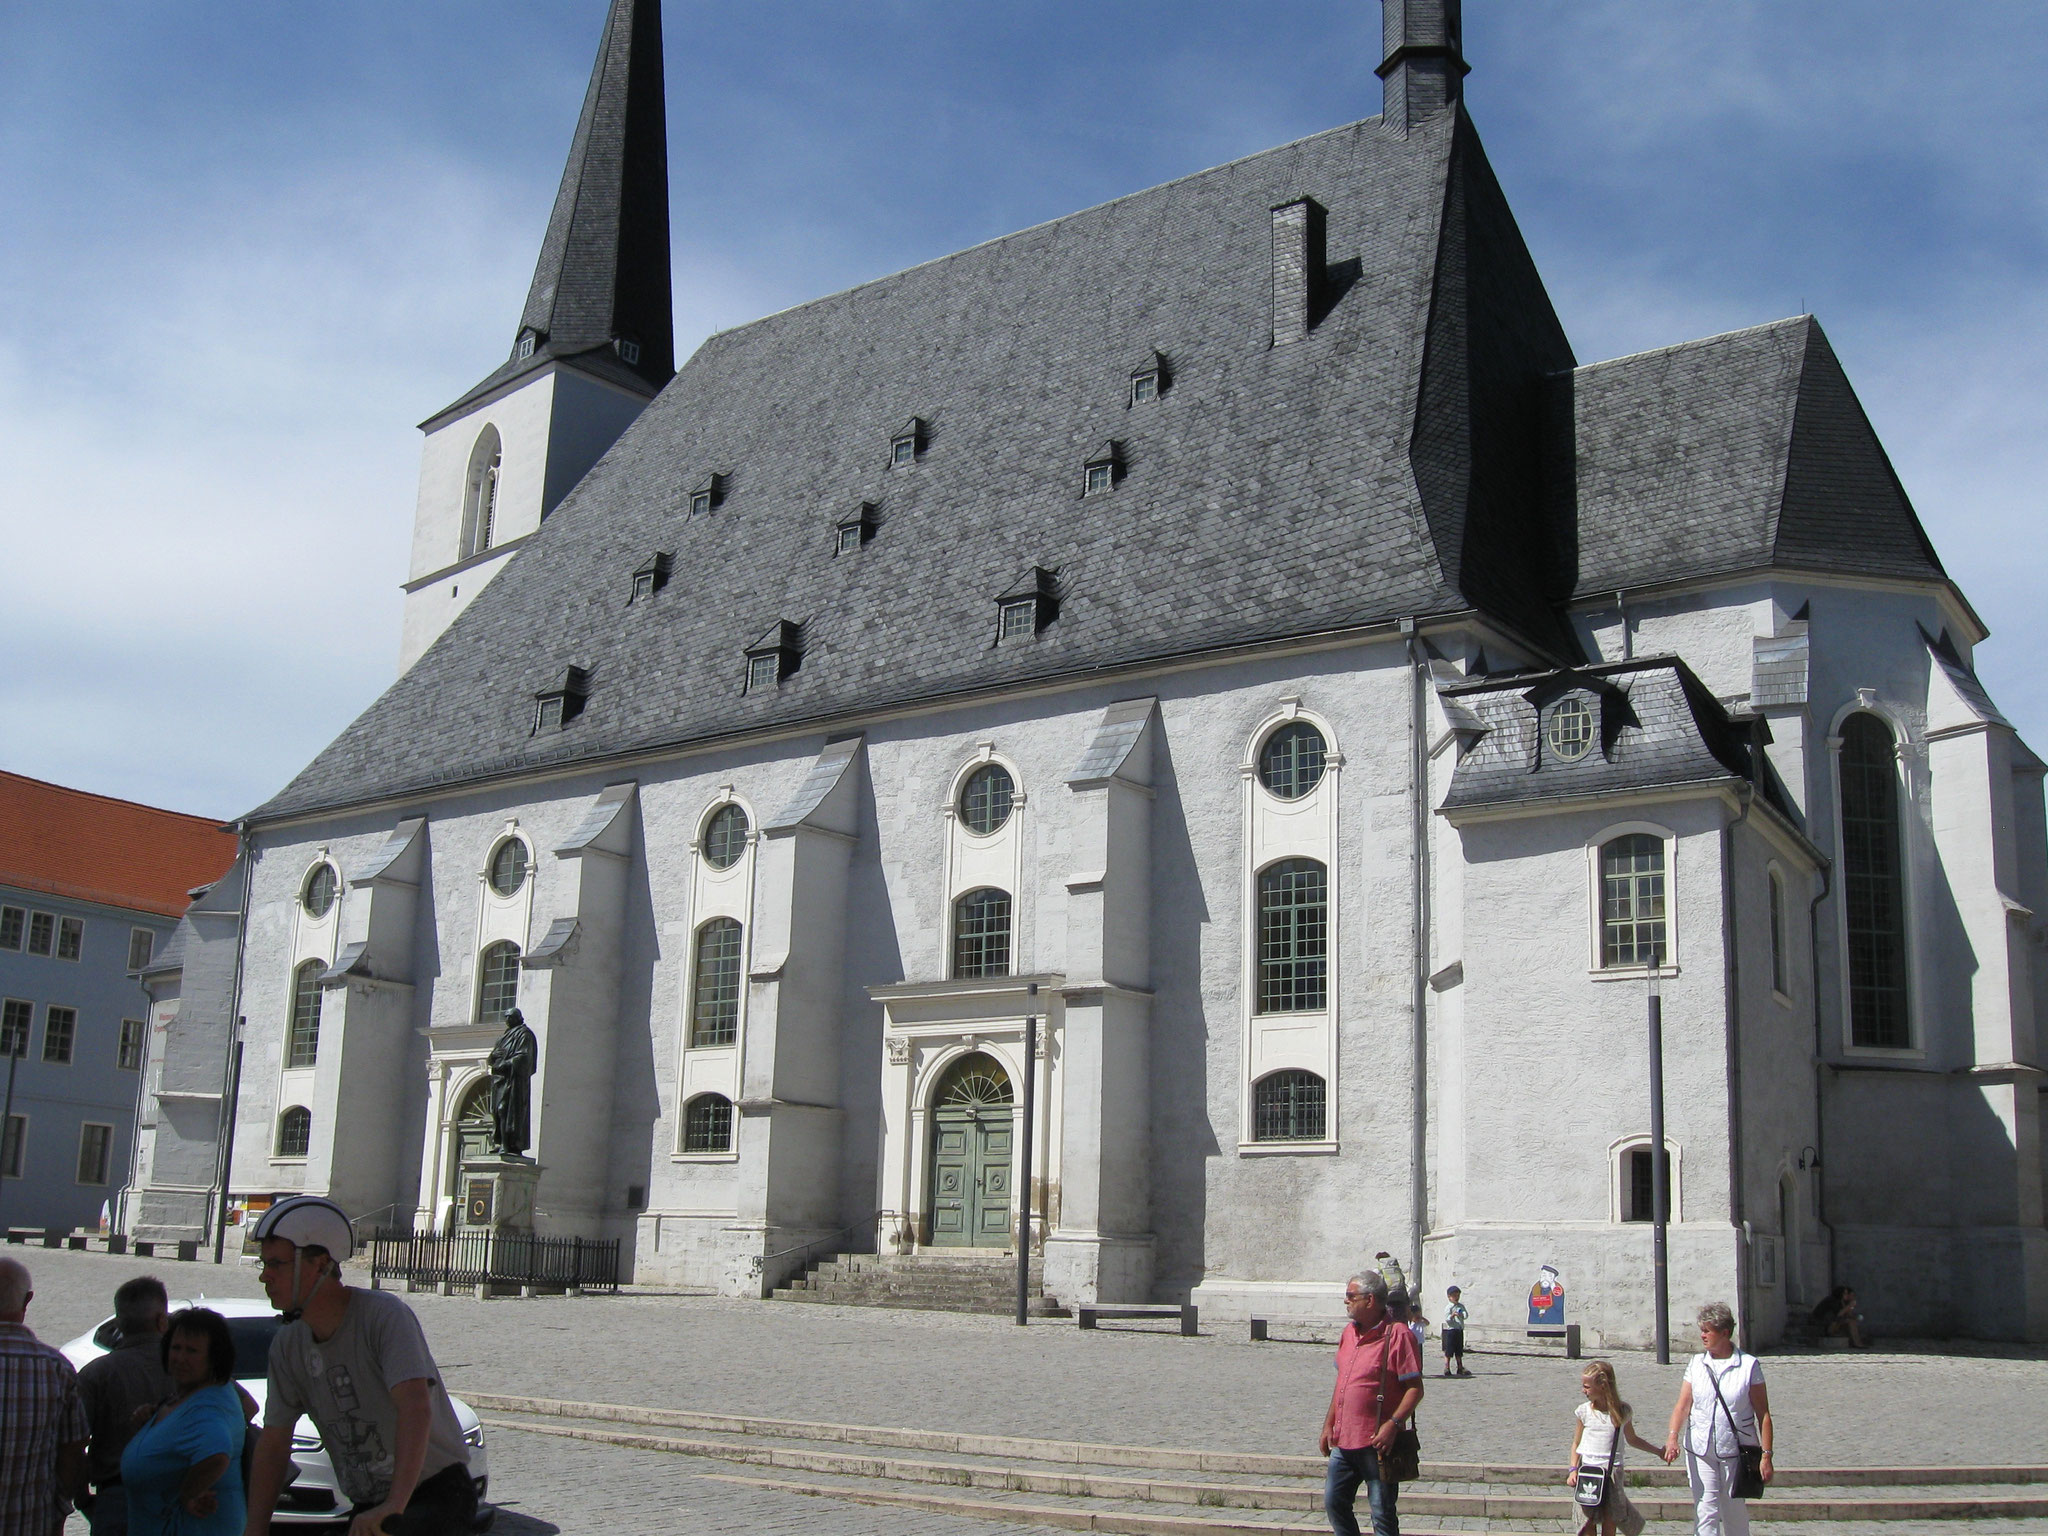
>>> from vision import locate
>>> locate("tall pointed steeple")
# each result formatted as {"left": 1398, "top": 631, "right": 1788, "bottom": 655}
{"left": 431, "top": 0, "right": 673, "bottom": 423}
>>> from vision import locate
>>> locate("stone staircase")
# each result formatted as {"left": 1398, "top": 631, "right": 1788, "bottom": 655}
{"left": 772, "top": 1250, "right": 1069, "bottom": 1316}
{"left": 468, "top": 1393, "right": 2048, "bottom": 1534}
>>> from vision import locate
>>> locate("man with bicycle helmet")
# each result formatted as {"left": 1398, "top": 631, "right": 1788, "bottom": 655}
{"left": 243, "top": 1197, "right": 474, "bottom": 1536}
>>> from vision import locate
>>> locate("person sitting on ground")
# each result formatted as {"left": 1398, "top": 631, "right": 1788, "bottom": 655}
{"left": 120, "top": 1307, "right": 246, "bottom": 1536}
{"left": 76, "top": 1274, "right": 176, "bottom": 1535}
{"left": 1809, "top": 1285, "right": 1867, "bottom": 1348}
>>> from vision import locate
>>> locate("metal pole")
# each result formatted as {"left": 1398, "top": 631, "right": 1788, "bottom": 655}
{"left": 1648, "top": 953, "right": 1670, "bottom": 1366}
{"left": 211, "top": 1026, "right": 245, "bottom": 1264}
{"left": 1015, "top": 982, "right": 1038, "bottom": 1326}
{"left": 0, "top": 1037, "right": 22, "bottom": 1229}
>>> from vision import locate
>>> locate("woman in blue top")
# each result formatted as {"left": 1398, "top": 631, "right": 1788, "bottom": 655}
{"left": 120, "top": 1307, "right": 247, "bottom": 1535}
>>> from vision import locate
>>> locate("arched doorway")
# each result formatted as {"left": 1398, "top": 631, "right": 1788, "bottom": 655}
{"left": 448, "top": 1080, "right": 494, "bottom": 1196}
{"left": 926, "top": 1054, "right": 1013, "bottom": 1248}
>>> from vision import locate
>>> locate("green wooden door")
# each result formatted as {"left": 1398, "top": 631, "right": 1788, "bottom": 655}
{"left": 926, "top": 1055, "right": 1015, "bottom": 1248}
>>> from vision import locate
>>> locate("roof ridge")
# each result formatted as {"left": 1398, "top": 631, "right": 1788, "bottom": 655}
{"left": 1569, "top": 313, "right": 1813, "bottom": 377}
{"left": 0, "top": 768, "right": 225, "bottom": 828}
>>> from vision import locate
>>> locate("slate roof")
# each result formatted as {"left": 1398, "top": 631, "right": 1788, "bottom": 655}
{"left": 429, "top": 0, "right": 673, "bottom": 425}
{"left": 0, "top": 770, "right": 238, "bottom": 918}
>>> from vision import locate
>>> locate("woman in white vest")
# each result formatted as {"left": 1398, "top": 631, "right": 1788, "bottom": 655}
{"left": 1661, "top": 1301, "right": 1774, "bottom": 1536}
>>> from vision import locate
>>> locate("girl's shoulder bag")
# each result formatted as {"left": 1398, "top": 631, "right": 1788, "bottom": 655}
{"left": 1574, "top": 1411, "right": 1617, "bottom": 1509}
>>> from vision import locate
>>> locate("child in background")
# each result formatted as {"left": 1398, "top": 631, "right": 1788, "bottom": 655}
{"left": 1441, "top": 1285, "right": 1470, "bottom": 1377}
{"left": 1565, "top": 1359, "right": 1661, "bottom": 1536}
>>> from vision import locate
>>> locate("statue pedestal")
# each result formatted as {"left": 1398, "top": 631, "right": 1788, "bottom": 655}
{"left": 458, "top": 1154, "right": 542, "bottom": 1235}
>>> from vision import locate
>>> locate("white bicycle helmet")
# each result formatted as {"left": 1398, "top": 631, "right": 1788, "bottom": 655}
{"left": 251, "top": 1194, "right": 355, "bottom": 1262}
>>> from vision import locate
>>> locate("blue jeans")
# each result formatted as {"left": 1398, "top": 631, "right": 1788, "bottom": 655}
{"left": 1325, "top": 1446, "right": 1400, "bottom": 1536}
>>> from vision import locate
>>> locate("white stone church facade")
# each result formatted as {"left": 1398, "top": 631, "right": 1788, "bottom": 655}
{"left": 153, "top": 0, "right": 2048, "bottom": 1346}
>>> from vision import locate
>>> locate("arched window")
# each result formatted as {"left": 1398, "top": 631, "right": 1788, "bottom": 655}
{"left": 1623, "top": 1144, "right": 1672, "bottom": 1221}
{"left": 1256, "top": 859, "right": 1327, "bottom": 1012}
{"left": 1252, "top": 1069, "right": 1326, "bottom": 1141}
{"left": 958, "top": 764, "right": 1015, "bottom": 835}
{"left": 702, "top": 804, "right": 749, "bottom": 870}
{"left": 461, "top": 426, "right": 503, "bottom": 558}
{"left": 287, "top": 961, "right": 323, "bottom": 1068}
{"left": 683, "top": 1093, "right": 734, "bottom": 1153}
{"left": 1599, "top": 835, "right": 1665, "bottom": 967}
{"left": 1258, "top": 722, "right": 1327, "bottom": 799}
{"left": 952, "top": 888, "right": 1012, "bottom": 979}
{"left": 1840, "top": 713, "right": 1909, "bottom": 1047}
{"left": 478, "top": 941, "right": 521, "bottom": 1023}
{"left": 275, "top": 1106, "right": 311, "bottom": 1159}
{"left": 1768, "top": 867, "right": 1788, "bottom": 996}
{"left": 301, "top": 864, "right": 338, "bottom": 920}
{"left": 488, "top": 838, "right": 529, "bottom": 896}
{"left": 691, "top": 919, "right": 742, "bottom": 1046}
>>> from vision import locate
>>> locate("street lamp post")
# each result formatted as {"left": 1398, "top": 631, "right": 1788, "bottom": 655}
{"left": 1648, "top": 949, "right": 1671, "bottom": 1365}
{"left": 1015, "top": 982, "right": 1038, "bottom": 1326}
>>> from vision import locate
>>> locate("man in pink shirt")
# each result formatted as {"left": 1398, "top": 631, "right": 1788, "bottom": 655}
{"left": 1320, "top": 1269, "right": 1423, "bottom": 1536}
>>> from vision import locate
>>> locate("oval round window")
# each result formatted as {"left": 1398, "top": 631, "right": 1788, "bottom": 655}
{"left": 302, "top": 864, "right": 338, "bottom": 919}
{"left": 488, "top": 839, "right": 529, "bottom": 896}
{"left": 958, "top": 764, "right": 1015, "bottom": 835}
{"left": 703, "top": 804, "right": 750, "bottom": 870}
{"left": 1548, "top": 697, "right": 1595, "bottom": 762}
{"left": 1257, "top": 721, "right": 1327, "bottom": 799}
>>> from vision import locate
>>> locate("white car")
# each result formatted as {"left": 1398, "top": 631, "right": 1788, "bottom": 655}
{"left": 60, "top": 1296, "right": 490, "bottom": 1529}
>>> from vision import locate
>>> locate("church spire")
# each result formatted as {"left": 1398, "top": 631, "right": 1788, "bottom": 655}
{"left": 1378, "top": 0, "right": 1468, "bottom": 135}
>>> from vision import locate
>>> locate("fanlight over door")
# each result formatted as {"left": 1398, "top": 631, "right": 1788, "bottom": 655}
{"left": 927, "top": 1054, "right": 1014, "bottom": 1248}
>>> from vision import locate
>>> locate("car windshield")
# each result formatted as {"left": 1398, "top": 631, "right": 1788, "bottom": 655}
{"left": 227, "top": 1316, "right": 280, "bottom": 1381}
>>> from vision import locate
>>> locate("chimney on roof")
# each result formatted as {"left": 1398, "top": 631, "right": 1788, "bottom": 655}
{"left": 1270, "top": 197, "right": 1327, "bottom": 347}
{"left": 1378, "top": 0, "right": 1468, "bottom": 135}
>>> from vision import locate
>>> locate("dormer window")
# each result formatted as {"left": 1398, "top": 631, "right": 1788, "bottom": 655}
{"left": 744, "top": 620, "right": 803, "bottom": 692}
{"left": 995, "top": 567, "right": 1058, "bottom": 643}
{"left": 834, "top": 502, "right": 878, "bottom": 556}
{"left": 890, "top": 417, "right": 926, "bottom": 467}
{"left": 1128, "top": 350, "right": 1168, "bottom": 405}
{"left": 630, "top": 552, "right": 672, "bottom": 603}
{"left": 517, "top": 331, "right": 538, "bottom": 360}
{"left": 1082, "top": 440, "right": 1123, "bottom": 496}
{"left": 688, "top": 472, "right": 726, "bottom": 519}
{"left": 1548, "top": 696, "right": 1595, "bottom": 761}
{"left": 532, "top": 665, "right": 588, "bottom": 733}
{"left": 616, "top": 337, "right": 641, "bottom": 365}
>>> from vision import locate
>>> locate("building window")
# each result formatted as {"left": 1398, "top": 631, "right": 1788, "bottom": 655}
{"left": 836, "top": 522, "right": 863, "bottom": 556}
{"left": 276, "top": 1106, "right": 312, "bottom": 1159}
{"left": 128, "top": 928, "right": 154, "bottom": 972}
{"left": 683, "top": 1094, "right": 734, "bottom": 1153}
{"left": 690, "top": 490, "right": 711, "bottom": 517}
{"left": 43, "top": 1006, "right": 77, "bottom": 1065}
{"left": 702, "top": 804, "right": 750, "bottom": 870}
{"left": 55, "top": 917, "right": 83, "bottom": 962}
{"left": 1768, "top": 869, "right": 1788, "bottom": 996}
{"left": 1, "top": 999, "right": 30, "bottom": 1057}
{"left": 952, "top": 888, "right": 1012, "bottom": 979}
{"left": 288, "top": 961, "right": 323, "bottom": 1068}
{"left": 1623, "top": 1144, "right": 1674, "bottom": 1222}
{"left": 1599, "top": 835, "right": 1666, "bottom": 968}
{"left": 690, "top": 919, "right": 743, "bottom": 1047}
{"left": 535, "top": 696, "right": 565, "bottom": 731}
{"left": 617, "top": 338, "right": 641, "bottom": 365}
{"left": 1, "top": 1115, "right": 22, "bottom": 1177}
{"left": 478, "top": 942, "right": 521, "bottom": 1023}
{"left": 746, "top": 651, "right": 782, "bottom": 692}
{"left": 302, "top": 864, "right": 338, "bottom": 920}
{"left": 997, "top": 599, "right": 1037, "bottom": 642}
{"left": 1257, "top": 860, "right": 1328, "bottom": 1012}
{"left": 532, "top": 665, "right": 589, "bottom": 734}
{"left": 1840, "top": 713, "right": 1910, "bottom": 1047}
{"left": 518, "top": 332, "right": 536, "bottom": 360}
{"left": 892, "top": 436, "right": 916, "bottom": 466}
{"left": 77, "top": 1123, "right": 114, "bottom": 1185}
{"left": 462, "top": 426, "right": 503, "bottom": 559}
{"left": 1130, "top": 369, "right": 1159, "bottom": 404}
{"left": 1084, "top": 462, "right": 1113, "bottom": 495}
{"left": 1548, "top": 697, "right": 1595, "bottom": 762}
{"left": 0, "top": 906, "right": 21, "bottom": 950}
{"left": 117, "top": 1019, "right": 146, "bottom": 1071}
{"left": 27, "top": 912, "right": 55, "bottom": 957}
{"left": 688, "top": 473, "right": 725, "bottom": 519}
{"left": 1257, "top": 721, "right": 1327, "bottom": 799}
{"left": 488, "top": 839, "right": 530, "bottom": 896}
{"left": 1252, "top": 1069, "right": 1327, "bottom": 1142}
{"left": 958, "top": 764, "right": 1015, "bottom": 836}
{"left": 632, "top": 568, "right": 658, "bottom": 601}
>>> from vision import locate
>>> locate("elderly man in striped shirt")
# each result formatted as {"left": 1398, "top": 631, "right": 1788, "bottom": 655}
{"left": 0, "top": 1256, "right": 90, "bottom": 1536}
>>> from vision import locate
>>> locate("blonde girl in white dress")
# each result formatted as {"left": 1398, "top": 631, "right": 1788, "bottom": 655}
{"left": 1565, "top": 1359, "right": 1662, "bottom": 1536}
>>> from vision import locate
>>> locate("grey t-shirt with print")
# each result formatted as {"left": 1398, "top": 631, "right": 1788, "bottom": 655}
{"left": 265, "top": 1288, "right": 469, "bottom": 1507}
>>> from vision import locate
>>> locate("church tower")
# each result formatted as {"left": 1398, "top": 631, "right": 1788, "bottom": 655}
{"left": 398, "top": 0, "right": 673, "bottom": 673}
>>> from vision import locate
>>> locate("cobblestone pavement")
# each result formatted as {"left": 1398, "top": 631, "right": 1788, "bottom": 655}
{"left": 20, "top": 1246, "right": 2048, "bottom": 1536}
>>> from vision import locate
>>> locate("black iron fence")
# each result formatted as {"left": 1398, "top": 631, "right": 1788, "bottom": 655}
{"left": 369, "top": 1227, "right": 621, "bottom": 1293}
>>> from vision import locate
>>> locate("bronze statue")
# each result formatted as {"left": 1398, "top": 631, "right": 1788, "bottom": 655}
{"left": 487, "top": 1007, "right": 538, "bottom": 1158}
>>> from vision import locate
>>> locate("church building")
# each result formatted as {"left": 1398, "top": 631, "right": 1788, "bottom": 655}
{"left": 161, "top": 0, "right": 2047, "bottom": 1345}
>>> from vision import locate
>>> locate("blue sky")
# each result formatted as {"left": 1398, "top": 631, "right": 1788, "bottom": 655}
{"left": 2, "top": 2, "right": 2044, "bottom": 819}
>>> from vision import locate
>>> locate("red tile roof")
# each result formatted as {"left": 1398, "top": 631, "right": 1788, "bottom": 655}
{"left": 0, "top": 771, "right": 238, "bottom": 919}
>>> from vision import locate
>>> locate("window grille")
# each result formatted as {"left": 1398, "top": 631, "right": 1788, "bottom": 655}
{"left": 1840, "top": 714, "right": 1909, "bottom": 1047}
{"left": 691, "top": 919, "right": 743, "bottom": 1046}
{"left": 1130, "top": 370, "right": 1158, "bottom": 404}
{"left": 1624, "top": 1145, "right": 1672, "bottom": 1222}
{"left": 118, "top": 1019, "right": 146, "bottom": 1071}
{"left": 1548, "top": 697, "right": 1595, "bottom": 761}
{"left": 892, "top": 436, "right": 917, "bottom": 466}
{"left": 54, "top": 917, "right": 83, "bottom": 962}
{"left": 1258, "top": 722, "right": 1327, "bottom": 799}
{"left": 683, "top": 1094, "right": 734, "bottom": 1153}
{"left": 1, "top": 1115, "right": 22, "bottom": 1177}
{"left": 998, "top": 599, "right": 1037, "bottom": 642}
{"left": 77, "top": 1123, "right": 112, "bottom": 1185}
{"left": 1257, "top": 859, "right": 1328, "bottom": 1012}
{"left": 489, "top": 839, "right": 529, "bottom": 896}
{"left": 836, "top": 522, "right": 863, "bottom": 556}
{"left": 27, "top": 912, "right": 54, "bottom": 956}
{"left": 276, "top": 1106, "right": 312, "bottom": 1159}
{"left": 746, "top": 652, "right": 781, "bottom": 692}
{"left": 128, "top": 928, "right": 154, "bottom": 972}
{"left": 959, "top": 764, "right": 1015, "bottom": 835}
{"left": 0, "top": 906, "right": 21, "bottom": 950}
{"left": 43, "top": 1006, "right": 76, "bottom": 1064}
{"left": 952, "top": 888, "right": 1012, "bottom": 979}
{"left": 1, "top": 999, "right": 30, "bottom": 1057}
{"left": 1600, "top": 835, "right": 1666, "bottom": 967}
{"left": 1253, "top": 1069, "right": 1326, "bottom": 1141}
{"left": 478, "top": 942, "right": 521, "bottom": 1023}
{"left": 702, "top": 804, "right": 750, "bottom": 870}
{"left": 303, "top": 865, "right": 338, "bottom": 919}
{"left": 288, "top": 961, "right": 323, "bottom": 1067}
{"left": 1084, "top": 462, "right": 1112, "bottom": 495}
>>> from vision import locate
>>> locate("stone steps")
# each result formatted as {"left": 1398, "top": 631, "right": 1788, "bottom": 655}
{"left": 468, "top": 1394, "right": 2048, "bottom": 1532}
{"left": 772, "top": 1251, "right": 1067, "bottom": 1316}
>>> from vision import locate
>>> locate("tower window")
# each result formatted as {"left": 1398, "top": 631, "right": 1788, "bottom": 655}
{"left": 1840, "top": 713, "right": 1909, "bottom": 1047}
{"left": 302, "top": 865, "right": 338, "bottom": 920}
{"left": 461, "top": 426, "right": 504, "bottom": 559}
{"left": 616, "top": 338, "right": 641, "bottom": 365}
